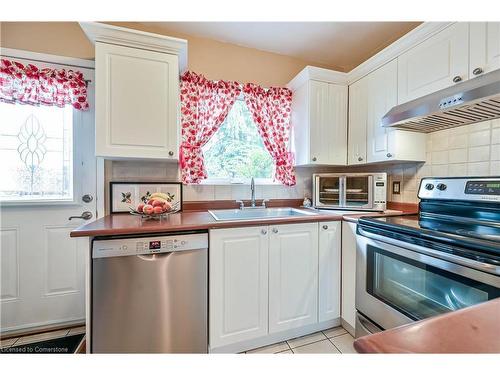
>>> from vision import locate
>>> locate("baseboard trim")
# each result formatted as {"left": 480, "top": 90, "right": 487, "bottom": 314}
{"left": 341, "top": 318, "right": 355, "bottom": 337}
{"left": 209, "top": 318, "right": 341, "bottom": 353}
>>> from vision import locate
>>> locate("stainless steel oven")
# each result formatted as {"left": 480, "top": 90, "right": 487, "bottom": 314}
{"left": 355, "top": 221, "right": 500, "bottom": 338}
{"left": 313, "top": 173, "right": 386, "bottom": 211}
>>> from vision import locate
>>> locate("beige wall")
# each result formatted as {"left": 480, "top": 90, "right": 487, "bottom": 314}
{"left": 1, "top": 21, "right": 333, "bottom": 87}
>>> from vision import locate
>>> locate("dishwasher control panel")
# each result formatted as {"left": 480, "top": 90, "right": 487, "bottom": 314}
{"left": 92, "top": 233, "right": 208, "bottom": 258}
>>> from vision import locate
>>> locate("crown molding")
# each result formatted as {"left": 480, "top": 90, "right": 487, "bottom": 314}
{"left": 287, "top": 65, "right": 348, "bottom": 91}
{"left": 79, "top": 22, "right": 188, "bottom": 72}
{"left": 346, "top": 22, "right": 455, "bottom": 84}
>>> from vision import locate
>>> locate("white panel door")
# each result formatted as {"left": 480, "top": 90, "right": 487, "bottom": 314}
{"left": 366, "top": 59, "right": 398, "bottom": 163}
{"left": 341, "top": 221, "right": 357, "bottom": 330}
{"left": 209, "top": 227, "right": 269, "bottom": 349}
{"left": 268, "top": 223, "right": 318, "bottom": 333}
{"left": 348, "top": 76, "right": 368, "bottom": 165}
{"left": 95, "top": 42, "right": 179, "bottom": 159}
{"left": 398, "top": 22, "right": 469, "bottom": 104}
{"left": 309, "top": 81, "right": 347, "bottom": 165}
{"left": 318, "top": 221, "right": 341, "bottom": 323}
{"left": 470, "top": 22, "right": 500, "bottom": 77}
{"left": 0, "top": 59, "right": 96, "bottom": 334}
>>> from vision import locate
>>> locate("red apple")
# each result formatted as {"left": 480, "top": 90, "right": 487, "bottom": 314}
{"left": 147, "top": 199, "right": 156, "bottom": 206}
{"left": 152, "top": 200, "right": 164, "bottom": 208}
{"left": 153, "top": 206, "right": 164, "bottom": 214}
{"left": 143, "top": 204, "right": 154, "bottom": 215}
{"left": 137, "top": 203, "right": 145, "bottom": 213}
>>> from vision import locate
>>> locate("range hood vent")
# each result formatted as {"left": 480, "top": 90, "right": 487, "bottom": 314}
{"left": 382, "top": 69, "right": 500, "bottom": 133}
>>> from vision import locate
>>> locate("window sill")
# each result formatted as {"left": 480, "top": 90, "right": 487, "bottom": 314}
{"left": 200, "top": 178, "right": 281, "bottom": 186}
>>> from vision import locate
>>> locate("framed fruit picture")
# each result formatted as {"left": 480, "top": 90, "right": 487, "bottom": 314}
{"left": 109, "top": 181, "right": 183, "bottom": 214}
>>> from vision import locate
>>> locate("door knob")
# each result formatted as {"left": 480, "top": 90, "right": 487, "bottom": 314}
{"left": 473, "top": 67, "right": 483, "bottom": 76}
{"left": 168, "top": 151, "right": 174, "bottom": 156}
{"left": 261, "top": 229, "right": 267, "bottom": 235}
{"left": 452, "top": 75, "right": 462, "bottom": 83}
{"left": 82, "top": 194, "right": 93, "bottom": 203}
{"left": 312, "top": 157, "right": 317, "bottom": 162}
{"left": 322, "top": 225, "right": 329, "bottom": 230}
{"left": 69, "top": 211, "right": 93, "bottom": 221}
{"left": 358, "top": 156, "right": 363, "bottom": 162}
{"left": 386, "top": 153, "right": 393, "bottom": 158}
{"left": 272, "top": 228, "right": 278, "bottom": 234}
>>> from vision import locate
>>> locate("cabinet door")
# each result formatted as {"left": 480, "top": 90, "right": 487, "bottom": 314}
{"left": 348, "top": 76, "right": 368, "bottom": 165}
{"left": 366, "top": 59, "right": 398, "bottom": 163}
{"left": 209, "top": 227, "right": 269, "bottom": 349}
{"left": 398, "top": 23, "right": 469, "bottom": 104}
{"left": 309, "top": 81, "right": 347, "bottom": 165}
{"left": 95, "top": 42, "right": 179, "bottom": 159}
{"left": 341, "top": 221, "right": 357, "bottom": 330}
{"left": 470, "top": 22, "right": 500, "bottom": 77}
{"left": 318, "top": 221, "right": 341, "bottom": 323}
{"left": 269, "top": 223, "right": 318, "bottom": 333}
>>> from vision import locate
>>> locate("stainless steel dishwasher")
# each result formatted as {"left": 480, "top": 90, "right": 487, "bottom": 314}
{"left": 91, "top": 231, "right": 208, "bottom": 353}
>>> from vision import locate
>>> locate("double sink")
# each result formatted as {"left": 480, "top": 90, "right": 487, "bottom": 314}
{"left": 208, "top": 207, "right": 318, "bottom": 221}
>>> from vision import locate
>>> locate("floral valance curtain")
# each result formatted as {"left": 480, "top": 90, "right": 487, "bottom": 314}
{"left": 179, "top": 71, "right": 241, "bottom": 184}
{"left": 0, "top": 58, "right": 89, "bottom": 110}
{"left": 243, "top": 84, "right": 295, "bottom": 186}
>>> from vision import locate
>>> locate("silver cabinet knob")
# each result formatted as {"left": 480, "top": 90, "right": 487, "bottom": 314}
{"left": 272, "top": 228, "right": 278, "bottom": 234}
{"left": 452, "top": 75, "right": 462, "bottom": 83}
{"left": 312, "top": 157, "right": 317, "bottom": 162}
{"left": 261, "top": 229, "right": 267, "bottom": 235}
{"left": 386, "top": 153, "right": 393, "bottom": 158}
{"left": 473, "top": 67, "right": 483, "bottom": 76}
{"left": 168, "top": 151, "right": 174, "bottom": 156}
{"left": 82, "top": 194, "right": 93, "bottom": 203}
{"left": 322, "top": 225, "right": 328, "bottom": 230}
{"left": 358, "top": 156, "right": 363, "bottom": 162}
{"left": 69, "top": 211, "right": 93, "bottom": 221}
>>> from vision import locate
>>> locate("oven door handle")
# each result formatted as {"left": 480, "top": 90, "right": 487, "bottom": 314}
{"left": 357, "top": 226, "right": 500, "bottom": 276}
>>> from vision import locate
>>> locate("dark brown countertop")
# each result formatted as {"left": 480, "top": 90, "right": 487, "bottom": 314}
{"left": 70, "top": 201, "right": 418, "bottom": 238}
{"left": 354, "top": 298, "right": 500, "bottom": 353}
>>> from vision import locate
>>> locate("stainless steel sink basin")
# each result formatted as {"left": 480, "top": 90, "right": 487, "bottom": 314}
{"left": 208, "top": 207, "right": 318, "bottom": 221}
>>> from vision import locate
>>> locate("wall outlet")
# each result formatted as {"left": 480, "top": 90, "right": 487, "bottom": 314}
{"left": 392, "top": 181, "right": 401, "bottom": 195}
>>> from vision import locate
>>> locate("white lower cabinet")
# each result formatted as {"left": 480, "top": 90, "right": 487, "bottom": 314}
{"left": 318, "top": 221, "right": 341, "bottom": 323}
{"left": 209, "top": 221, "right": 341, "bottom": 352}
{"left": 268, "top": 223, "right": 319, "bottom": 333}
{"left": 341, "top": 221, "right": 357, "bottom": 332}
{"left": 209, "top": 226, "right": 269, "bottom": 349}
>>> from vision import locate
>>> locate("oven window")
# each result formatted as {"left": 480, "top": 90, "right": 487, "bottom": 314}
{"left": 366, "top": 245, "right": 500, "bottom": 320}
{"left": 345, "top": 176, "right": 369, "bottom": 207}
{"left": 318, "top": 176, "right": 340, "bottom": 206}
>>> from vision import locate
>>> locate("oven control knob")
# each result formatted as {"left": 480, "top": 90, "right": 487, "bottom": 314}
{"left": 425, "top": 183, "right": 434, "bottom": 190}
{"left": 436, "top": 183, "right": 447, "bottom": 191}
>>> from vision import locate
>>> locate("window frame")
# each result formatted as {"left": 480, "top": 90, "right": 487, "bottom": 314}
{"left": 201, "top": 96, "right": 282, "bottom": 186}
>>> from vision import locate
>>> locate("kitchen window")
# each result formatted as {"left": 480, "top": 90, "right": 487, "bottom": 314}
{"left": 0, "top": 102, "right": 74, "bottom": 202}
{"left": 202, "top": 99, "right": 275, "bottom": 184}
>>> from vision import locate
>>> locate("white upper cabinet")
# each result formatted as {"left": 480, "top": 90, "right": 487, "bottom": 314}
{"left": 289, "top": 67, "right": 348, "bottom": 166}
{"left": 318, "top": 221, "right": 341, "bottom": 323}
{"left": 470, "top": 22, "right": 500, "bottom": 77}
{"left": 209, "top": 226, "right": 269, "bottom": 349}
{"left": 348, "top": 60, "right": 426, "bottom": 165}
{"left": 268, "top": 223, "right": 319, "bottom": 333}
{"left": 366, "top": 60, "right": 398, "bottom": 163}
{"left": 79, "top": 22, "right": 187, "bottom": 160}
{"left": 348, "top": 75, "right": 368, "bottom": 165}
{"left": 397, "top": 22, "right": 469, "bottom": 104}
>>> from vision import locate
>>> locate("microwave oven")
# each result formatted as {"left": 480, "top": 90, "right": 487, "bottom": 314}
{"left": 313, "top": 173, "right": 387, "bottom": 212}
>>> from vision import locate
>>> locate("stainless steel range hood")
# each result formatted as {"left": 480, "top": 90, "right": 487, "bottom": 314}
{"left": 382, "top": 69, "right": 500, "bottom": 133}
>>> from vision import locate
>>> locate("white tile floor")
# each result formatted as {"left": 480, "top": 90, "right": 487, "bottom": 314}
{"left": 245, "top": 326, "right": 356, "bottom": 354}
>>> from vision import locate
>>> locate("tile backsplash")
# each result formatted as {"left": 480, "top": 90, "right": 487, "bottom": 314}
{"left": 106, "top": 118, "right": 500, "bottom": 209}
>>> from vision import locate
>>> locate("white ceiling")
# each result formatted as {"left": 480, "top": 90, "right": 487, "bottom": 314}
{"left": 140, "top": 22, "right": 421, "bottom": 71}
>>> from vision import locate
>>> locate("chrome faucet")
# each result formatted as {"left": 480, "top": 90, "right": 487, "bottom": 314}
{"left": 250, "top": 177, "right": 256, "bottom": 207}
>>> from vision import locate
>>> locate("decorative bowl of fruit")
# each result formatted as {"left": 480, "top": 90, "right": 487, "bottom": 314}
{"left": 129, "top": 192, "right": 180, "bottom": 220}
